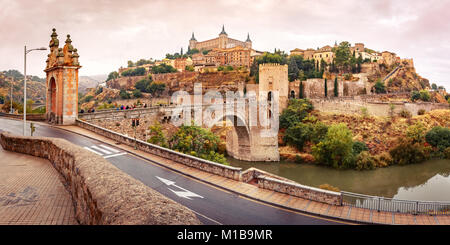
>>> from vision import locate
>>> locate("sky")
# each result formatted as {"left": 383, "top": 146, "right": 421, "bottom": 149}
{"left": 1, "top": 0, "right": 449, "bottom": 90}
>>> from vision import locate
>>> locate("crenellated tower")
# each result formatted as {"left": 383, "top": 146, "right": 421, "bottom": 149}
{"left": 44, "top": 28, "right": 81, "bottom": 125}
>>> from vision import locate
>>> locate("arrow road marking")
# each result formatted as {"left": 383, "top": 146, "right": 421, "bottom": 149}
{"left": 156, "top": 176, "right": 204, "bottom": 200}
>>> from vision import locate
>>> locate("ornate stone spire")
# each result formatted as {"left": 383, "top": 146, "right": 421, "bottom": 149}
{"left": 190, "top": 32, "right": 196, "bottom": 41}
{"left": 246, "top": 33, "right": 251, "bottom": 42}
{"left": 49, "top": 28, "right": 59, "bottom": 48}
{"left": 65, "top": 34, "right": 74, "bottom": 52}
{"left": 219, "top": 24, "right": 227, "bottom": 35}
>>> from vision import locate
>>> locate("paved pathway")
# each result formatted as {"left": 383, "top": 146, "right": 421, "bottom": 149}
{"left": 59, "top": 125, "right": 450, "bottom": 225}
{"left": 0, "top": 146, "right": 77, "bottom": 225}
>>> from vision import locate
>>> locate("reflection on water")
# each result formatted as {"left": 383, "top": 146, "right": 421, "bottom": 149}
{"left": 227, "top": 157, "right": 450, "bottom": 201}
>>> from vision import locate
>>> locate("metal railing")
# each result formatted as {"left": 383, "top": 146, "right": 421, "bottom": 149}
{"left": 342, "top": 191, "right": 450, "bottom": 215}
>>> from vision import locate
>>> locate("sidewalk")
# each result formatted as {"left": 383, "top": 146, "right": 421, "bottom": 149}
{"left": 0, "top": 146, "right": 77, "bottom": 225}
{"left": 57, "top": 125, "right": 450, "bottom": 225}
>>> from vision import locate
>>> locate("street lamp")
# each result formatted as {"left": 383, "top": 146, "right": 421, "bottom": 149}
{"left": 24, "top": 46, "right": 46, "bottom": 136}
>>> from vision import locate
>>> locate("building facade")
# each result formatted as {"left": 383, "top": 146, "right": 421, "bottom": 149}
{"left": 189, "top": 25, "right": 252, "bottom": 51}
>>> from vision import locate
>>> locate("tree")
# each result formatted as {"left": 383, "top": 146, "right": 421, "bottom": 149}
{"left": 390, "top": 138, "right": 429, "bottom": 165}
{"left": 299, "top": 81, "right": 304, "bottom": 99}
{"left": 431, "top": 83, "right": 437, "bottom": 90}
{"left": 324, "top": 79, "right": 328, "bottom": 97}
{"left": 0, "top": 95, "right": 4, "bottom": 104}
{"left": 406, "top": 122, "right": 426, "bottom": 144}
{"left": 411, "top": 90, "right": 420, "bottom": 101}
{"left": 127, "top": 60, "right": 135, "bottom": 67}
{"left": 425, "top": 126, "right": 450, "bottom": 151}
{"left": 147, "top": 122, "right": 168, "bottom": 147}
{"left": 151, "top": 64, "right": 177, "bottom": 74}
{"left": 119, "top": 89, "right": 130, "bottom": 99}
{"left": 334, "top": 77, "right": 338, "bottom": 97}
{"left": 374, "top": 81, "right": 386, "bottom": 94}
{"left": 419, "top": 90, "right": 431, "bottom": 101}
{"left": 288, "top": 58, "right": 299, "bottom": 82}
{"left": 312, "top": 123, "right": 355, "bottom": 169}
{"left": 106, "top": 71, "right": 119, "bottom": 82}
{"left": 169, "top": 124, "right": 227, "bottom": 164}
{"left": 132, "top": 89, "right": 142, "bottom": 98}
{"left": 147, "top": 82, "right": 166, "bottom": 97}
{"left": 135, "top": 78, "right": 151, "bottom": 92}
{"left": 279, "top": 99, "right": 314, "bottom": 129}
{"left": 333, "top": 41, "right": 351, "bottom": 72}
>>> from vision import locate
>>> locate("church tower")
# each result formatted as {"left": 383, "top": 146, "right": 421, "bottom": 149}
{"left": 218, "top": 25, "right": 228, "bottom": 49}
{"left": 44, "top": 28, "right": 81, "bottom": 125}
{"left": 189, "top": 32, "right": 197, "bottom": 50}
{"left": 245, "top": 33, "right": 252, "bottom": 49}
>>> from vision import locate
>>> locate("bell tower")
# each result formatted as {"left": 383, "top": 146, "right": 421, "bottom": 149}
{"left": 44, "top": 28, "right": 81, "bottom": 125}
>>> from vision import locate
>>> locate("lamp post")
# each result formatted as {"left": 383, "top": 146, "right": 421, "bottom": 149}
{"left": 10, "top": 77, "right": 13, "bottom": 114}
{"left": 23, "top": 45, "right": 46, "bottom": 136}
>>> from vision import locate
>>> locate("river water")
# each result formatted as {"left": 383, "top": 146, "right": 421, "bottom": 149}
{"left": 227, "top": 158, "right": 450, "bottom": 201}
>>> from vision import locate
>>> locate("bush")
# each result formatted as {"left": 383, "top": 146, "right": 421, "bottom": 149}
{"left": 399, "top": 109, "right": 411, "bottom": 118}
{"left": 411, "top": 91, "right": 420, "bottom": 101}
{"left": 374, "top": 152, "right": 393, "bottom": 167}
{"left": 135, "top": 78, "right": 151, "bottom": 92}
{"left": 355, "top": 151, "right": 376, "bottom": 170}
{"left": 353, "top": 141, "right": 368, "bottom": 155}
{"left": 310, "top": 122, "right": 329, "bottom": 144}
{"left": 360, "top": 107, "right": 368, "bottom": 118}
{"left": 147, "top": 122, "right": 168, "bottom": 148}
{"left": 374, "top": 81, "right": 386, "bottom": 94}
{"left": 132, "top": 89, "right": 142, "bottom": 98}
{"left": 83, "top": 95, "right": 94, "bottom": 103}
{"left": 312, "top": 123, "right": 355, "bottom": 169}
{"left": 418, "top": 109, "right": 426, "bottom": 115}
{"left": 95, "top": 86, "right": 103, "bottom": 95}
{"left": 445, "top": 147, "right": 450, "bottom": 159}
{"left": 119, "top": 89, "right": 131, "bottom": 99}
{"left": 406, "top": 122, "right": 426, "bottom": 143}
{"left": 425, "top": 126, "right": 450, "bottom": 151}
{"left": 122, "top": 67, "right": 146, "bottom": 77}
{"left": 389, "top": 138, "right": 430, "bottom": 165}
{"left": 151, "top": 64, "right": 177, "bottom": 74}
{"left": 284, "top": 123, "right": 313, "bottom": 151}
{"left": 419, "top": 90, "right": 431, "bottom": 101}
{"left": 279, "top": 99, "right": 313, "bottom": 129}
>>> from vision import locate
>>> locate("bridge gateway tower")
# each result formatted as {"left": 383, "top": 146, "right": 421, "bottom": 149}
{"left": 44, "top": 28, "right": 81, "bottom": 125}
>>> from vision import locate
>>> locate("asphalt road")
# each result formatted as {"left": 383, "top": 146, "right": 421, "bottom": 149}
{"left": 0, "top": 118, "right": 352, "bottom": 225}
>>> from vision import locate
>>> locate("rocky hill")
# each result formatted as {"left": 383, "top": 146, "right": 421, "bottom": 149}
{"left": 0, "top": 71, "right": 46, "bottom": 103}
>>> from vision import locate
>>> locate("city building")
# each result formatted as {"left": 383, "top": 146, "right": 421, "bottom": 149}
{"left": 189, "top": 25, "right": 252, "bottom": 51}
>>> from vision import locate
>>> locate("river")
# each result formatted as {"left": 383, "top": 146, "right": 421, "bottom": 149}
{"left": 227, "top": 157, "right": 450, "bottom": 201}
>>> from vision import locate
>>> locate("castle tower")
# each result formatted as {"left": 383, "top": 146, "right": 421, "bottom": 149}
{"left": 218, "top": 25, "right": 228, "bottom": 49}
{"left": 44, "top": 28, "right": 81, "bottom": 125}
{"left": 258, "top": 63, "right": 289, "bottom": 112}
{"left": 245, "top": 33, "right": 252, "bottom": 49}
{"left": 189, "top": 32, "right": 197, "bottom": 50}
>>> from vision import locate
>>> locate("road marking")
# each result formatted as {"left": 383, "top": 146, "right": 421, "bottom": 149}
{"left": 99, "top": 144, "right": 120, "bottom": 153}
{"left": 156, "top": 176, "right": 204, "bottom": 200}
{"left": 91, "top": 145, "right": 112, "bottom": 154}
{"left": 83, "top": 146, "right": 103, "bottom": 155}
{"left": 104, "top": 152, "right": 127, "bottom": 159}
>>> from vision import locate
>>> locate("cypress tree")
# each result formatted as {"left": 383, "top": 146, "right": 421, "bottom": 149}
{"left": 324, "top": 79, "right": 328, "bottom": 98}
{"left": 334, "top": 77, "right": 338, "bottom": 97}
{"left": 299, "top": 81, "right": 304, "bottom": 98}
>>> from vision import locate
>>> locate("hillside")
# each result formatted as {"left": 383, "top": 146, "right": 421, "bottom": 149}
{"left": 0, "top": 71, "right": 46, "bottom": 103}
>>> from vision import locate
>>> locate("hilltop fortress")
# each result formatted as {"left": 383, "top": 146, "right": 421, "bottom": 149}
{"left": 189, "top": 25, "right": 252, "bottom": 50}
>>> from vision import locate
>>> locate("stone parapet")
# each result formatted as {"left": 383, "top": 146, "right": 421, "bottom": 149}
{"left": 76, "top": 119, "right": 242, "bottom": 180}
{"left": 257, "top": 175, "right": 343, "bottom": 205}
{"left": 0, "top": 132, "right": 202, "bottom": 225}
{"left": 0, "top": 112, "right": 46, "bottom": 121}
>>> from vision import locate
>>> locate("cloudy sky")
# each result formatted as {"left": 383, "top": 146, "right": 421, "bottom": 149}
{"left": 1, "top": 0, "right": 449, "bottom": 89}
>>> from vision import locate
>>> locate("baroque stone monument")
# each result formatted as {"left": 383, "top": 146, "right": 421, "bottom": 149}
{"left": 44, "top": 28, "right": 81, "bottom": 125}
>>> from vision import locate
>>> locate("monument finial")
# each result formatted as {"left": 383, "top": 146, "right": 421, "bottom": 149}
{"left": 220, "top": 24, "right": 227, "bottom": 35}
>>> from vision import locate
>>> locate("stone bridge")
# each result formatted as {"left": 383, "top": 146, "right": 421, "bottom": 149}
{"left": 79, "top": 100, "right": 280, "bottom": 162}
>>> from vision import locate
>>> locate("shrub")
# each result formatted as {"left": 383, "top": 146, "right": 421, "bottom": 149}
{"left": 284, "top": 123, "right": 313, "bottom": 151}
{"left": 312, "top": 123, "right": 355, "bottom": 169}
{"left": 417, "top": 109, "right": 426, "bottom": 115}
{"left": 355, "top": 151, "right": 376, "bottom": 170}
{"left": 389, "top": 138, "right": 430, "bottom": 165}
{"left": 425, "top": 126, "right": 450, "bottom": 151}
{"left": 399, "top": 109, "right": 411, "bottom": 118}
{"left": 374, "top": 152, "right": 393, "bottom": 167}
{"left": 411, "top": 91, "right": 420, "bottom": 101}
{"left": 445, "top": 147, "right": 450, "bottom": 159}
{"left": 294, "top": 155, "right": 303, "bottom": 164}
{"left": 419, "top": 90, "right": 431, "bottom": 101}
{"left": 374, "top": 81, "right": 386, "bottom": 94}
{"left": 310, "top": 122, "right": 329, "bottom": 144}
{"left": 119, "top": 89, "right": 131, "bottom": 99}
{"left": 132, "top": 89, "right": 142, "bottom": 98}
{"left": 353, "top": 141, "right": 368, "bottom": 155}
{"left": 360, "top": 107, "right": 368, "bottom": 118}
{"left": 406, "top": 122, "right": 426, "bottom": 143}
{"left": 95, "top": 86, "right": 103, "bottom": 95}
{"left": 135, "top": 78, "right": 151, "bottom": 92}
{"left": 279, "top": 99, "right": 313, "bottom": 129}
{"left": 83, "top": 95, "right": 94, "bottom": 103}
{"left": 147, "top": 122, "right": 168, "bottom": 148}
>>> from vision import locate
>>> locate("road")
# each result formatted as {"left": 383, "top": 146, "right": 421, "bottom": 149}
{"left": 0, "top": 118, "right": 353, "bottom": 225}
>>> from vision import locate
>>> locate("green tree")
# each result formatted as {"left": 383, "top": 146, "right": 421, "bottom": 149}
{"left": 127, "top": 60, "right": 135, "bottom": 67}
{"left": 169, "top": 124, "right": 227, "bottom": 164}
{"left": 312, "top": 123, "right": 355, "bottom": 169}
{"left": 411, "top": 91, "right": 420, "bottom": 101}
{"left": 419, "top": 90, "right": 431, "bottom": 101}
{"left": 390, "top": 138, "right": 429, "bottom": 165}
{"left": 431, "top": 83, "right": 437, "bottom": 90}
{"left": 147, "top": 82, "right": 166, "bottom": 97}
{"left": 135, "top": 78, "right": 151, "bottom": 92}
{"left": 132, "top": 89, "right": 142, "bottom": 98}
{"left": 406, "top": 122, "right": 426, "bottom": 143}
{"left": 353, "top": 141, "right": 368, "bottom": 155}
{"left": 119, "top": 89, "right": 130, "bottom": 99}
{"left": 425, "top": 126, "right": 450, "bottom": 151}
{"left": 151, "top": 64, "right": 177, "bottom": 74}
{"left": 0, "top": 95, "right": 4, "bottom": 104}
{"left": 333, "top": 41, "right": 351, "bottom": 72}
{"left": 299, "top": 81, "right": 304, "bottom": 98}
{"left": 324, "top": 79, "right": 328, "bottom": 97}
{"left": 374, "top": 81, "right": 386, "bottom": 94}
{"left": 106, "top": 71, "right": 119, "bottom": 82}
{"left": 288, "top": 57, "right": 299, "bottom": 81}
{"left": 279, "top": 99, "right": 314, "bottom": 129}
{"left": 147, "top": 122, "right": 168, "bottom": 147}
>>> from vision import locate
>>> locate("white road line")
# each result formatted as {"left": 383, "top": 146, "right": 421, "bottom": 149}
{"left": 104, "top": 152, "right": 127, "bottom": 159}
{"left": 99, "top": 144, "right": 120, "bottom": 153}
{"left": 84, "top": 146, "right": 104, "bottom": 156}
{"left": 91, "top": 145, "right": 112, "bottom": 155}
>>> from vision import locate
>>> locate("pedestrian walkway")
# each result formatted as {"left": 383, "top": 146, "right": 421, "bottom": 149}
{"left": 0, "top": 146, "right": 77, "bottom": 225}
{"left": 58, "top": 125, "right": 450, "bottom": 225}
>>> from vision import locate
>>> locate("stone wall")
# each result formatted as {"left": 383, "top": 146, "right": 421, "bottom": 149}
{"left": 0, "top": 132, "right": 201, "bottom": 225}
{"left": 257, "top": 176, "right": 342, "bottom": 205}
{"left": 0, "top": 112, "right": 46, "bottom": 121}
{"left": 76, "top": 119, "right": 242, "bottom": 180}
{"left": 311, "top": 98, "right": 449, "bottom": 116}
